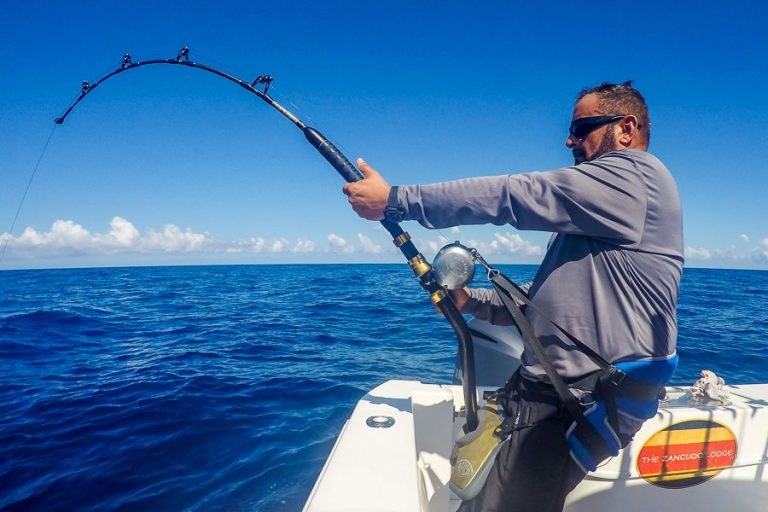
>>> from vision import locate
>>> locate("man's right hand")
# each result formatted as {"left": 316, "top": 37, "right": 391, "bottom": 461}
{"left": 342, "top": 158, "right": 391, "bottom": 221}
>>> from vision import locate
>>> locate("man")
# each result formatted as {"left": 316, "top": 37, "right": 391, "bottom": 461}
{"left": 343, "top": 82, "right": 683, "bottom": 511}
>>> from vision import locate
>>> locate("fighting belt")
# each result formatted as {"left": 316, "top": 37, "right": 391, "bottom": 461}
{"left": 566, "top": 356, "right": 679, "bottom": 472}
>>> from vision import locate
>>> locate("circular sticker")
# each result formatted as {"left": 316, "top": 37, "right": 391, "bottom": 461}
{"left": 637, "top": 419, "right": 737, "bottom": 489}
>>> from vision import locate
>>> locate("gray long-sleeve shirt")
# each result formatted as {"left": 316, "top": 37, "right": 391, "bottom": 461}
{"left": 392, "top": 149, "right": 683, "bottom": 381}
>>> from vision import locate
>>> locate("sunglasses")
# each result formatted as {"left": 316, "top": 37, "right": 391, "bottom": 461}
{"left": 569, "top": 115, "right": 626, "bottom": 140}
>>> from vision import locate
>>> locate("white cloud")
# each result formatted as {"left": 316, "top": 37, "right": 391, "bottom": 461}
{"left": 6, "top": 217, "right": 491, "bottom": 263}
{"left": 327, "top": 233, "right": 354, "bottom": 253}
{"left": 754, "top": 238, "right": 768, "bottom": 262}
{"left": 249, "top": 237, "right": 266, "bottom": 253}
{"left": 414, "top": 233, "right": 542, "bottom": 260}
{"left": 685, "top": 246, "right": 711, "bottom": 260}
{"left": 109, "top": 216, "right": 140, "bottom": 246}
{"left": 357, "top": 233, "right": 381, "bottom": 254}
{"left": 407, "top": 236, "right": 436, "bottom": 256}
{"left": 2, "top": 218, "right": 327, "bottom": 261}
{"left": 3, "top": 217, "right": 212, "bottom": 256}
{"left": 713, "top": 245, "right": 738, "bottom": 259}
{"left": 13, "top": 220, "right": 89, "bottom": 250}
{"left": 143, "top": 223, "right": 209, "bottom": 252}
{"left": 450, "top": 226, "right": 460, "bottom": 234}
{"left": 740, "top": 234, "right": 750, "bottom": 242}
{"left": 292, "top": 238, "right": 316, "bottom": 253}
{"left": 270, "top": 239, "right": 288, "bottom": 253}
{"left": 225, "top": 236, "right": 266, "bottom": 254}
{"left": 488, "top": 232, "right": 543, "bottom": 256}
{"left": 460, "top": 239, "right": 492, "bottom": 256}
{"left": 327, "top": 233, "right": 347, "bottom": 248}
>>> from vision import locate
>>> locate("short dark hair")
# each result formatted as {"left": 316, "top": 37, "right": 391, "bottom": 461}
{"left": 577, "top": 81, "right": 651, "bottom": 144}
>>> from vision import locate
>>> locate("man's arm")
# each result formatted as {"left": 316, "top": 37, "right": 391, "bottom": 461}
{"left": 343, "top": 151, "right": 648, "bottom": 245}
{"left": 449, "top": 284, "right": 531, "bottom": 326}
{"left": 396, "top": 152, "right": 648, "bottom": 245}
{"left": 345, "top": 153, "right": 650, "bottom": 246}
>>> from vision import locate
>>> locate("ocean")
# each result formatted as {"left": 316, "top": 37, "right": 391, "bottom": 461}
{"left": 1, "top": 264, "right": 766, "bottom": 511}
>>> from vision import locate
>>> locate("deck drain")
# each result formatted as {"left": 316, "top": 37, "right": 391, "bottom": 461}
{"left": 366, "top": 415, "right": 395, "bottom": 428}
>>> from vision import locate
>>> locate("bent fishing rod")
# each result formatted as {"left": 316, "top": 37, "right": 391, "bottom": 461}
{"left": 54, "top": 47, "right": 479, "bottom": 432}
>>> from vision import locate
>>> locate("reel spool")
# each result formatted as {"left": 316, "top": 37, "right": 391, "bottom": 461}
{"left": 432, "top": 242, "right": 477, "bottom": 290}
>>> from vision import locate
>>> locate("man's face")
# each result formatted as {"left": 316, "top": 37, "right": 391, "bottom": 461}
{"left": 566, "top": 94, "right": 620, "bottom": 164}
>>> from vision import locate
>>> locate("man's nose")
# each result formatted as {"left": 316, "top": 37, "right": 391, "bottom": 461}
{"left": 565, "top": 134, "right": 576, "bottom": 148}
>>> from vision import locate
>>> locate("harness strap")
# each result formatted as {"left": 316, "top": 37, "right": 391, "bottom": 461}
{"left": 487, "top": 269, "right": 611, "bottom": 371}
{"left": 598, "top": 369, "right": 620, "bottom": 434}
{"left": 481, "top": 263, "right": 672, "bottom": 467}
{"left": 488, "top": 269, "right": 662, "bottom": 417}
{"left": 491, "top": 279, "right": 613, "bottom": 457}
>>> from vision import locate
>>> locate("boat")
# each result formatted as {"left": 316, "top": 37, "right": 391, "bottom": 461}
{"left": 302, "top": 318, "right": 768, "bottom": 511}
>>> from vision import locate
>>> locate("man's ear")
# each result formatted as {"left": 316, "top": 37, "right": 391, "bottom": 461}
{"left": 619, "top": 115, "right": 639, "bottom": 147}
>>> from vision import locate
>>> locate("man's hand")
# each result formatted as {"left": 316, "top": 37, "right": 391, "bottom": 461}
{"left": 434, "top": 287, "right": 471, "bottom": 316}
{"left": 449, "top": 287, "right": 471, "bottom": 311}
{"left": 342, "top": 158, "right": 391, "bottom": 221}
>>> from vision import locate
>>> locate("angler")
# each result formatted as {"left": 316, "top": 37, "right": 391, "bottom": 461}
{"left": 344, "top": 81, "right": 682, "bottom": 511}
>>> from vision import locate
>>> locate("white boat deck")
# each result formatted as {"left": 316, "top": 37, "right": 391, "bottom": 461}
{"left": 303, "top": 380, "right": 768, "bottom": 512}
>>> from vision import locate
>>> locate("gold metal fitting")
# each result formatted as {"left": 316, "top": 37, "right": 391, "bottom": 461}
{"left": 430, "top": 289, "right": 447, "bottom": 304}
{"left": 393, "top": 232, "right": 411, "bottom": 248}
{"left": 407, "top": 254, "right": 431, "bottom": 277}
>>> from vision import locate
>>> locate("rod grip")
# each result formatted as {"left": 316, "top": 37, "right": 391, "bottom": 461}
{"left": 303, "top": 127, "right": 363, "bottom": 183}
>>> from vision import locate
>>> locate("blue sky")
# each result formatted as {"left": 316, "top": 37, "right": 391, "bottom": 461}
{"left": 1, "top": 1, "right": 767, "bottom": 270}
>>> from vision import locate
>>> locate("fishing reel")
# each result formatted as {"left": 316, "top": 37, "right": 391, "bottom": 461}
{"left": 432, "top": 241, "right": 492, "bottom": 290}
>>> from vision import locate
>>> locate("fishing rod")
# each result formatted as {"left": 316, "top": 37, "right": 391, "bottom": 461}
{"left": 53, "top": 47, "right": 479, "bottom": 432}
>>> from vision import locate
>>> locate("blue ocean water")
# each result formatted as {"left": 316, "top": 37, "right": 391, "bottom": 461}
{"left": 0, "top": 264, "right": 766, "bottom": 511}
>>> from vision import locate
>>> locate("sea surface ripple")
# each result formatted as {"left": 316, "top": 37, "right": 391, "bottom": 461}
{"left": 0, "top": 265, "right": 766, "bottom": 511}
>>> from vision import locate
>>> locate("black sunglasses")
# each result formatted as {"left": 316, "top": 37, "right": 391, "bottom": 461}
{"left": 569, "top": 115, "right": 625, "bottom": 140}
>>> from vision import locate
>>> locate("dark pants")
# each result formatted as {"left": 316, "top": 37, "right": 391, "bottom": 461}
{"left": 457, "top": 372, "right": 586, "bottom": 512}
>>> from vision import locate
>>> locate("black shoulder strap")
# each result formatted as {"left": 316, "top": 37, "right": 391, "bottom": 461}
{"left": 490, "top": 277, "right": 583, "bottom": 417}
{"left": 487, "top": 269, "right": 611, "bottom": 370}
{"left": 489, "top": 270, "right": 661, "bottom": 401}
{"left": 490, "top": 274, "right": 613, "bottom": 457}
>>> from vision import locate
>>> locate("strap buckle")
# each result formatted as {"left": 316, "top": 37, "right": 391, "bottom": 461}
{"left": 579, "top": 391, "right": 596, "bottom": 406}
{"left": 609, "top": 367, "right": 627, "bottom": 386}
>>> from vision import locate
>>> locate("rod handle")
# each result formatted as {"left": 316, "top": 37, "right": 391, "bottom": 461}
{"left": 303, "top": 127, "right": 363, "bottom": 183}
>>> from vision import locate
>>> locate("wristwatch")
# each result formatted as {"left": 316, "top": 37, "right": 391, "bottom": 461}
{"left": 383, "top": 186, "right": 406, "bottom": 223}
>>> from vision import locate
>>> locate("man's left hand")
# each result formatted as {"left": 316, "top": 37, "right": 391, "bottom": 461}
{"left": 342, "top": 158, "right": 391, "bottom": 221}
{"left": 434, "top": 287, "right": 471, "bottom": 316}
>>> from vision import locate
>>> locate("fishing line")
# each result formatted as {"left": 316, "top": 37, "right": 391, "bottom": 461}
{"left": 188, "top": 53, "right": 319, "bottom": 130}
{"left": 193, "top": 52, "right": 264, "bottom": 81}
{"left": 435, "top": 227, "right": 452, "bottom": 243}
{"left": 0, "top": 48, "right": 172, "bottom": 266}
{"left": 0, "top": 124, "right": 58, "bottom": 264}
{"left": 269, "top": 82, "right": 368, "bottom": 179}
{"left": 132, "top": 50, "right": 180, "bottom": 60}
{"left": 44, "top": 47, "right": 481, "bottom": 431}
{"left": 267, "top": 83, "right": 315, "bottom": 125}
